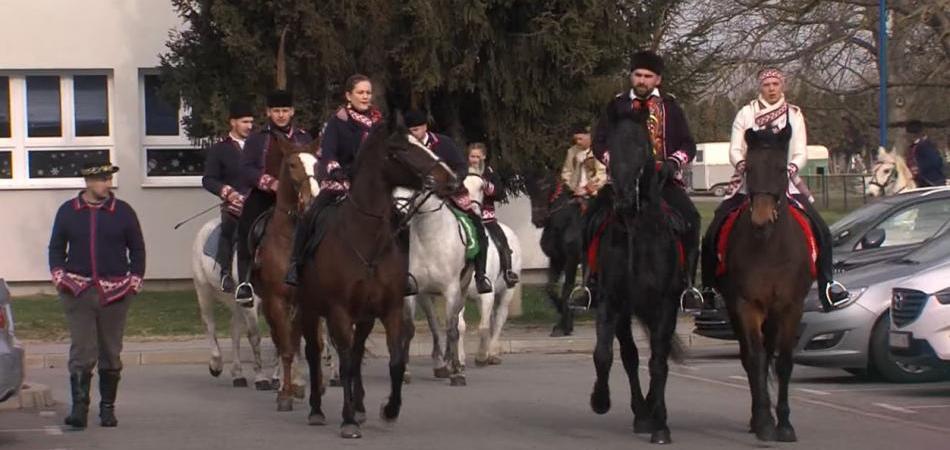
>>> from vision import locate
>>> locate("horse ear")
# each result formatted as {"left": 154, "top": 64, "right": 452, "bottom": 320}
{"left": 274, "top": 133, "right": 292, "bottom": 155}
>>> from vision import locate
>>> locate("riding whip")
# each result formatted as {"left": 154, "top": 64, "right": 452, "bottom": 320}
{"left": 173, "top": 203, "right": 222, "bottom": 230}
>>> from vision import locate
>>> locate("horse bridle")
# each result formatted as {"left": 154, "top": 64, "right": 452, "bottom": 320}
{"left": 868, "top": 160, "right": 902, "bottom": 193}
{"left": 275, "top": 160, "right": 320, "bottom": 220}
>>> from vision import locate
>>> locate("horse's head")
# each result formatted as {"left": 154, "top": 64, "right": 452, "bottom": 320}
{"left": 372, "top": 116, "right": 458, "bottom": 197}
{"left": 464, "top": 172, "right": 485, "bottom": 217}
{"left": 867, "top": 146, "right": 913, "bottom": 197}
{"left": 606, "top": 113, "right": 651, "bottom": 215}
{"left": 523, "top": 171, "right": 558, "bottom": 228}
{"left": 744, "top": 128, "right": 789, "bottom": 227}
{"left": 274, "top": 137, "right": 320, "bottom": 214}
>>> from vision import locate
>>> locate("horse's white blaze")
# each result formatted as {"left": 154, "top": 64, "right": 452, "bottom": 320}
{"left": 867, "top": 146, "right": 915, "bottom": 197}
{"left": 406, "top": 133, "right": 456, "bottom": 180}
{"left": 297, "top": 153, "right": 320, "bottom": 197}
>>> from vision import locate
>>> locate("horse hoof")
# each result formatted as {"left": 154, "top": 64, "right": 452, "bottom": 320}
{"left": 293, "top": 384, "right": 306, "bottom": 399}
{"left": 776, "top": 425, "right": 797, "bottom": 442}
{"left": 276, "top": 396, "right": 293, "bottom": 412}
{"left": 255, "top": 380, "right": 273, "bottom": 391}
{"left": 488, "top": 355, "right": 502, "bottom": 365}
{"left": 340, "top": 424, "right": 362, "bottom": 439}
{"left": 209, "top": 366, "right": 223, "bottom": 378}
{"left": 433, "top": 367, "right": 450, "bottom": 379}
{"left": 590, "top": 390, "right": 610, "bottom": 415}
{"left": 550, "top": 326, "right": 572, "bottom": 338}
{"left": 403, "top": 371, "right": 412, "bottom": 384}
{"left": 474, "top": 357, "right": 489, "bottom": 368}
{"left": 329, "top": 377, "right": 342, "bottom": 387}
{"left": 633, "top": 418, "right": 655, "bottom": 434}
{"left": 754, "top": 424, "right": 777, "bottom": 442}
{"left": 308, "top": 411, "right": 326, "bottom": 426}
{"left": 650, "top": 429, "right": 672, "bottom": 445}
{"left": 232, "top": 378, "right": 248, "bottom": 388}
{"left": 354, "top": 411, "right": 367, "bottom": 425}
{"left": 380, "top": 403, "right": 400, "bottom": 423}
{"left": 449, "top": 375, "right": 467, "bottom": 387}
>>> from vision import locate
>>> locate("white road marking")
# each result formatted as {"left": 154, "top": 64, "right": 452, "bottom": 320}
{"left": 728, "top": 375, "right": 747, "bottom": 381}
{"left": 0, "top": 428, "right": 56, "bottom": 433}
{"left": 796, "top": 388, "right": 831, "bottom": 396}
{"left": 44, "top": 425, "right": 63, "bottom": 435}
{"left": 39, "top": 411, "right": 57, "bottom": 417}
{"left": 826, "top": 384, "right": 950, "bottom": 393}
{"left": 875, "top": 402, "right": 917, "bottom": 414}
{"left": 907, "top": 404, "right": 950, "bottom": 410}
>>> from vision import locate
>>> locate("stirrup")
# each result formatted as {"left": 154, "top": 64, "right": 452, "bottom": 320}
{"left": 825, "top": 281, "right": 851, "bottom": 310}
{"left": 568, "top": 285, "right": 592, "bottom": 311}
{"left": 234, "top": 282, "right": 255, "bottom": 308}
{"left": 679, "top": 286, "right": 705, "bottom": 314}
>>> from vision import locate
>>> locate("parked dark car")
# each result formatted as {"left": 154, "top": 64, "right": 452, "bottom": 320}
{"left": 1, "top": 279, "right": 24, "bottom": 403}
{"left": 694, "top": 186, "right": 950, "bottom": 340}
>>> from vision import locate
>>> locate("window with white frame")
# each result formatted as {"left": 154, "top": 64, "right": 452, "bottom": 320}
{"left": 0, "top": 72, "right": 114, "bottom": 188}
{"left": 140, "top": 70, "right": 203, "bottom": 186}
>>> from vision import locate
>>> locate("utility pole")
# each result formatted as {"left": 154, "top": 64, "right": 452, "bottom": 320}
{"left": 878, "top": 0, "right": 889, "bottom": 149}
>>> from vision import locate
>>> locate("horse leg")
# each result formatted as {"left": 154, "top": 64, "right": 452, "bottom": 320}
{"left": 644, "top": 305, "right": 677, "bottom": 445}
{"left": 197, "top": 284, "right": 223, "bottom": 378}
{"left": 738, "top": 302, "right": 774, "bottom": 441}
{"left": 444, "top": 286, "right": 467, "bottom": 386}
{"left": 615, "top": 315, "right": 648, "bottom": 432}
{"left": 486, "top": 288, "right": 513, "bottom": 364}
{"left": 458, "top": 308, "right": 468, "bottom": 369}
{"left": 291, "top": 328, "right": 307, "bottom": 399}
{"left": 475, "top": 292, "right": 493, "bottom": 367}
{"left": 419, "top": 294, "right": 447, "bottom": 378}
{"left": 547, "top": 255, "right": 571, "bottom": 337}
{"left": 229, "top": 309, "right": 248, "bottom": 387}
{"left": 328, "top": 308, "right": 360, "bottom": 438}
{"left": 303, "top": 313, "right": 326, "bottom": 426}
{"left": 350, "top": 320, "right": 375, "bottom": 424}
{"left": 590, "top": 301, "right": 617, "bottom": 414}
{"left": 265, "top": 296, "right": 295, "bottom": 411}
{"left": 561, "top": 255, "right": 579, "bottom": 335}
{"left": 243, "top": 308, "right": 270, "bottom": 390}
{"left": 322, "top": 320, "right": 340, "bottom": 387}
{"left": 381, "top": 306, "right": 407, "bottom": 422}
{"left": 775, "top": 315, "right": 799, "bottom": 442}
{"left": 401, "top": 297, "right": 416, "bottom": 384}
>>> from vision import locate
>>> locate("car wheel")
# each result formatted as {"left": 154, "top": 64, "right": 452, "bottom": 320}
{"left": 712, "top": 185, "right": 726, "bottom": 197}
{"left": 869, "top": 313, "right": 949, "bottom": 383}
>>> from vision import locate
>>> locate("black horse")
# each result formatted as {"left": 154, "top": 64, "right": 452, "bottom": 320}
{"left": 588, "top": 112, "right": 684, "bottom": 445}
{"left": 524, "top": 172, "right": 585, "bottom": 337}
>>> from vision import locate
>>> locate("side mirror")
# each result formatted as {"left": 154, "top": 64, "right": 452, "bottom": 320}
{"left": 862, "top": 228, "right": 886, "bottom": 249}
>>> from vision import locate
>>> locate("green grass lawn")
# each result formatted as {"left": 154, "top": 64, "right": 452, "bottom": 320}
{"left": 12, "top": 201, "right": 853, "bottom": 341}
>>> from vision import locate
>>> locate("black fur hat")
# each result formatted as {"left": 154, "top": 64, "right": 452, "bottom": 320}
{"left": 629, "top": 50, "right": 664, "bottom": 75}
{"left": 266, "top": 90, "right": 293, "bottom": 108}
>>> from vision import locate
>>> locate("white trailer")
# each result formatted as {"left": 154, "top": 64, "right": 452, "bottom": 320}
{"left": 690, "top": 142, "right": 830, "bottom": 196}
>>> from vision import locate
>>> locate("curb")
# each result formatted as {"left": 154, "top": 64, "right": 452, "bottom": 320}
{"left": 0, "top": 382, "right": 55, "bottom": 410}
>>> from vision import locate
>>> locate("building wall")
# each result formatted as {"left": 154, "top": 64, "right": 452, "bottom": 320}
{"left": 0, "top": 0, "right": 547, "bottom": 287}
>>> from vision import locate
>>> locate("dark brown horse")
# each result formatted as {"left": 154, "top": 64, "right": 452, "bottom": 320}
{"left": 251, "top": 137, "right": 320, "bottom": 411}
{"left": 714, "top": 126, "right": 813, "bottom": 442}
{"left": 296, "top": 120, "right": 457, "bottom": 438}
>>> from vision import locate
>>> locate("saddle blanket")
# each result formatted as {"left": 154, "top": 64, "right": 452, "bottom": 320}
{"left": 715, "top": 202, "right": 817, "bottom": 278}
{"left": 202, "top": 222, "right": 223, "bottom": 261}
{"left": 449, "top": 206, "right": 480, "bottom": 261}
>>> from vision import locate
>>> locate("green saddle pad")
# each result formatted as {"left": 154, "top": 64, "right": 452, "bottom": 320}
{"left": 449, "top": 207, "right": 480, "bottom": 261}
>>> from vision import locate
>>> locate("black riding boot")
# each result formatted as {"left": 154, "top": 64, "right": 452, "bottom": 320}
{"left": 699, "top": 195, "right": 746, "bottom": 308}
{"left": 797, "top": 197, "right": 849, "bottom": 311}
{"left": 486, "top": 221, "right": 519, "bottom": 287}
{"left": 283, "top": 216, "right": 311, "bottom": 287}
{"left": 64, "top": 371, "right": 92, "bottom": 429}
{"left": 98, "top": 369, "right": 121, "bottom": 427}
{"left": 470, "top": 217, "right": 493, "bottom": 294}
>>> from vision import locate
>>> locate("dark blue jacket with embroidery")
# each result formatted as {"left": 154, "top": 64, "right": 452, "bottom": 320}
{"left": 48, "top": 193, "right": 146, "bottom": 278}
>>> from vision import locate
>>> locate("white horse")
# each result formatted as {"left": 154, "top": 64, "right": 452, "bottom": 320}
{"left": 192, "top": 217, "right": 271, "bottom": 389}
{"left": 867, "top": 146, "right": 916, "bottom": 196}
{"left": 396, "top": 175, "right": 522, "bottom": 386}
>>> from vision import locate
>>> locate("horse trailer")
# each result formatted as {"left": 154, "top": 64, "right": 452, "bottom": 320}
{"left": 690, "top": 142, "right": 829, "bottom": 196}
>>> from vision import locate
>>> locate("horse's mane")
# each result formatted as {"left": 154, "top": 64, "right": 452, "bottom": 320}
{"left": 892, "top": 151, "right": 914, "bottom": 186}
{"left": 350, "top": 122, "right": 392, "bottom": 179}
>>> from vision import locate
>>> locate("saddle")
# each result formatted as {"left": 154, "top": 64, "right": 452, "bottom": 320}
{"left": 448, "top": 206, "right": 480, "bottom": 261}
{"left": 302, "top": 198, "right": 343, "bottom": 259}
{"left": 715, "top": 201, "right": 817, "bottom": 278}
{"left": 249, "top": 209, "right": 274, "bottom": 265}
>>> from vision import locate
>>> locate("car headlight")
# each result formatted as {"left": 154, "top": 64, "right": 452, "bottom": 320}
{"left": 935, "top": 287, "right": 950, "bottom": 305}
{"left": 803, "top": 286, "right": 867, "bottom": 312}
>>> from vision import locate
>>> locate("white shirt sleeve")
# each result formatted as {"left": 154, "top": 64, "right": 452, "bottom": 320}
{"left": 788, "top": 106, "right": 808, "bottom": 170}
{"left": 729, "top": 104, "right": 752, "bottom": 167}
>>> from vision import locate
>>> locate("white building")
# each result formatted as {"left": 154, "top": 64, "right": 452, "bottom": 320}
{"left": 0, "top": 0, "right": 545, "bottom": 293}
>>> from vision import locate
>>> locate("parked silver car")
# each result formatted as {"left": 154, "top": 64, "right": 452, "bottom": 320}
{"left": 794, "top": 229, "right": 950, "bottom": 382}
{"left": 1, "top": 279, "right": 24, "bottom": 402}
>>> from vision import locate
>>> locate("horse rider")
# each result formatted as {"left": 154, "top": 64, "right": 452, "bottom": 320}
{"left": 402, "top": 110, "right": 494, "bottom": 293}
{"left": 202, "top": 101, "right": 254, "bottom": 293}
{"left": 234, "top": 90, "right": 313, "bottom": 305}
{"left": 560, "top": 123, "right": 607, "bottom": 203}
{"left": 588, "top": 50, "right": 703, "bottom": 308}
{"left": 283, "top": 75, "right": 425, "bottom": 293}
{"left": 48, "top": 160, "right": 146, "bottom": 429}
{"left": 700, "top": 67, "right": 850, "bottom": 312}
{"left": 904, "top": 120, "right": 946, "bottom": 188}
{"left": 467, "top": 142, "right": 520, "bottom": 287}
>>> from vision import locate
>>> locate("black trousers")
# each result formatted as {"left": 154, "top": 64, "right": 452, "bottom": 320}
{"left": 236, "top": 189, "right": 275, "bottom": 284}
{"left": 216, "top": 211, "right": 239, "bottom": 275}
{"left": 700, "top": 194, "right": 834, "bottom": 290}
{"left": 662, "top": 183, "right": 701, "bottom": 285}
{"left": 485, "top": 220, "right": 511, "bottom": 269}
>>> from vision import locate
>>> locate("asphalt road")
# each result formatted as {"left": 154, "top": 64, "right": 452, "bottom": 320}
{"left": 3, "top": 343, "right": 949, "bottom": 450}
